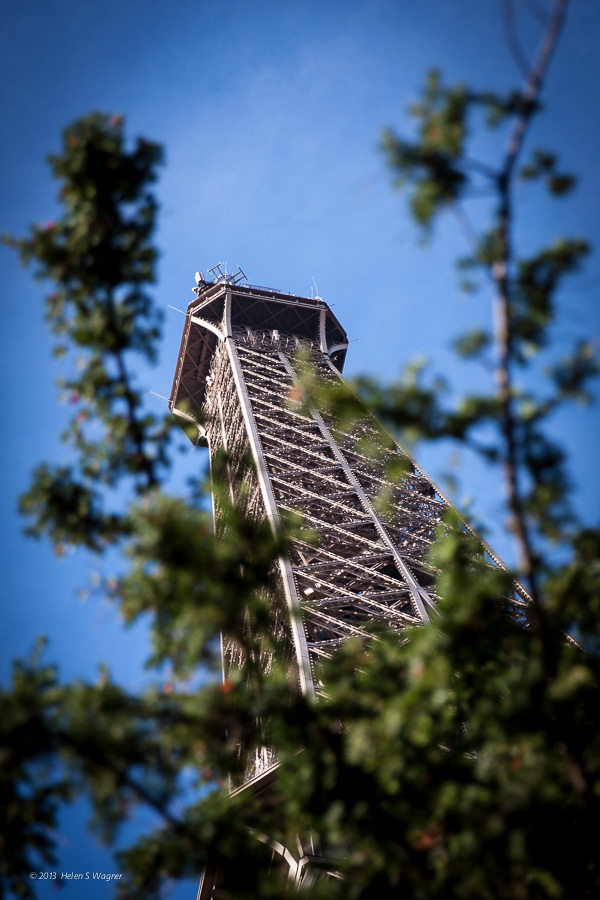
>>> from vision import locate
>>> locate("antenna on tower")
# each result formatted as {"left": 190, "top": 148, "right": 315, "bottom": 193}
{"left": 208, "top": 262, "right": 227, "bottom": 283}
{"left": 312, "top": 277, "right": 322, "bottom": 301}
{"left": 207, "top": 263, "right": 247, "bottom": 286}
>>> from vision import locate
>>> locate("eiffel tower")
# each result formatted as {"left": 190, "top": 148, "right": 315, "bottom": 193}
{"left": 169, "top": 266, "right": 529, "bottom": 896}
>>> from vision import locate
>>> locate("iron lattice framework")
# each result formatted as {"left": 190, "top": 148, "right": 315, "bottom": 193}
{"left": 169, "top": 270, "right": 529, "bottom": 894}
{"left": 170, "top": 270, "right": 528, "bottom": 703}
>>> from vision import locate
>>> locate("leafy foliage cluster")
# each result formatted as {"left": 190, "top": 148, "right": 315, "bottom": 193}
{"left": 2, "top": 3, "right": 600, "bottom": 898}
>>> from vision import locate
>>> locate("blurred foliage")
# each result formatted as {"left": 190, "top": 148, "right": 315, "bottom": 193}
{"left": 2, "top": 3, "right": 600, "bottom": 898}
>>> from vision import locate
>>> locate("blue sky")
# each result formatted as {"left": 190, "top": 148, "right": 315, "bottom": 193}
{"left": 2, "top": 1, "right": 599, "bottom": 896}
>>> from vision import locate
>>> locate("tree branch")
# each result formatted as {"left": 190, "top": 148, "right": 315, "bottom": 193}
{"left": 502, "top": 0, "right": 533, "bottom": 78}
{"left": 105, "top": 289, "right": 159, "bottom": 490}
{"left": 493, "top": 0, "right": 569, "bottom": 627}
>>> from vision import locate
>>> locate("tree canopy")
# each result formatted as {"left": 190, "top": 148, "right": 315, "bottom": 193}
{"left": 2, "top": 2, "right": 599, "bottom": 898}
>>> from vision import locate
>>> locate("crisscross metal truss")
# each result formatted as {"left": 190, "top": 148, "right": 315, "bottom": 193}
{"left": 170, "top": 281, "right": 529, "bottom": 704}
{"left": 236, "top": 337, "right": 438, "bottom": 651}
{"left": 202, "top": 337, "right": 296, "bottom": 683}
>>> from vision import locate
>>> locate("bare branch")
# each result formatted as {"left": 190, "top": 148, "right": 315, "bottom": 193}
{"left": 522, "top": 0, "right": 551, "bottom": 26}
{"left": 492, "top": 0, "right": 570, "bottom": 622}
{"left": 450, "top": 203, "right": 484, "bottom": 259}
{"left": 503, "top": 0, "right": 569, "bottom": 180}
{"left": 502, "top": 0, "right": 532, "bottom": 77}
{"left": 463, "top": 156, "right": 500, "bottom": 180}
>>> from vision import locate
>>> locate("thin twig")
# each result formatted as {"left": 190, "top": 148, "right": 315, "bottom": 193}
{"left": 503, "top": 0, "right": 568, "bottom": 180}
{"left": 463, "top": 156, "right": 500, "bottom": 180}
{"left": 523, "top": 0, "right": 551, "bottom": 26}
{"left": 450, "top": 203, "right": 498, "bottom": 293}
{"left": 58, "top": 729, "right": 197, "bottom": 844}
{"left": 450, "top": 203, "right": 483, "bottom": 258}
{"left": 502, "top": 0, "right": 533, "bottom": 77}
